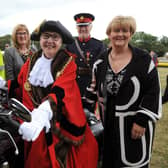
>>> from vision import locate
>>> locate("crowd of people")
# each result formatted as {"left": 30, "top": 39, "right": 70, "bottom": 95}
{"left": 0, "top": 13, "right": 163, "bottom": 168}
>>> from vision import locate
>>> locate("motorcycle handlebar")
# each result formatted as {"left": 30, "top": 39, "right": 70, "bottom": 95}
{"left": 0, "top": 96, "right": 31, "bottom": 164}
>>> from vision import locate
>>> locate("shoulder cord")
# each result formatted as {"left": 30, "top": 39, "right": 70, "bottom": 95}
{"left": 75, "top": 39, "right": 88, "bottom": 66}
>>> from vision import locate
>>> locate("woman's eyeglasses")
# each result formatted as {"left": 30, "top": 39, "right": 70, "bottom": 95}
{"left": 16, "top": 32, "right": 27, "bottom": 36}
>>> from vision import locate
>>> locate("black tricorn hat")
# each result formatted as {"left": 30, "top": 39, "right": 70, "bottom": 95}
{"left": 31, "top": 20, "right": 74, "bottom": 44}
{"left": 31, "top": 31, "right": 40, "bottom": 41}
{"left": 31, "top": 20, "right": 46, "bottom": 41}
{"left": 74, "top": 13, "right": 95, "bottom": 26}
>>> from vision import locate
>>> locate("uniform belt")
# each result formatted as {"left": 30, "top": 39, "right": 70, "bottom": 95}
{"left": 77, "top": 67, "right": 91, "bottom": 75}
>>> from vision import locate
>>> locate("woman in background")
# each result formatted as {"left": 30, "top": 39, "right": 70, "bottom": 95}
{"left": 4, "top": 24, "right": 33, "bottom": 80}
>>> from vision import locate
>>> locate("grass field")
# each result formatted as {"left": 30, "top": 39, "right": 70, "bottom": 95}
{"left": 150, "top": 67, "right": 168, "bottom": 168}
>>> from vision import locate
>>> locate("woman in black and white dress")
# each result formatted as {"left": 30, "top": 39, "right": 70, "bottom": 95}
{"left": 83, "top": 15, "right": 162, "bottom": 168}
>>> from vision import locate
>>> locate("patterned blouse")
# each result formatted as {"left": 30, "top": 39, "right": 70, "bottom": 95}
{"left": 106, "top": 63, "right": 126, "bottom": 96}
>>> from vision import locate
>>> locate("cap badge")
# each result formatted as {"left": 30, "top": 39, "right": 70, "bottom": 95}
{"left": 80, "top": 16, "right": 84, "bottom": 21}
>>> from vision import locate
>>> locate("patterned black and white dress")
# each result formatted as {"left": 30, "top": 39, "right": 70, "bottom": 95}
{"left": 83, "top": 45, "right": 162, "bottom": 168}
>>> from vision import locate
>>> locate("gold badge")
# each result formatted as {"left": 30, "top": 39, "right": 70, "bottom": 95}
{"left": 24, "top": 81, "right": 31, "bottom": 91}
{"left": 80, "top": 16, "right": 84, "bottom": 21}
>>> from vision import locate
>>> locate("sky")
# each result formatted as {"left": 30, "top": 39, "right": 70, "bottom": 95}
{"left": 0, "top": 0, "right": 168, "bottom": 40}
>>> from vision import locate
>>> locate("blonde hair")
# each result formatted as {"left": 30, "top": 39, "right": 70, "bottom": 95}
{"left": 106, "top": 15, "right": 136, "bottom": 36}
{"left": 12, "top": 24, "right": 30, "bottom": 49}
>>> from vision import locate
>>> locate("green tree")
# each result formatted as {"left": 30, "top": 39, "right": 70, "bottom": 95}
{"left": 0, "top": 35, "right": 11, "bottom": 50}
{"left": 130, "top": 32, "right": 166, "bottom": 56}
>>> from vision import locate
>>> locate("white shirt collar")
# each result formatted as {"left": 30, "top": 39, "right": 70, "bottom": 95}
{"left": 28, "top": 53, "right": 54, "bottom": 87}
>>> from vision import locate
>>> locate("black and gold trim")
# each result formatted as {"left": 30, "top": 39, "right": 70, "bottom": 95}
{"left": 50, "top": 85, "right": 86, "bottom": 137}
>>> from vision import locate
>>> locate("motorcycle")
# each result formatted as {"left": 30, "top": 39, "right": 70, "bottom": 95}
{"left": 84, "top": 108, "right": 104, "bottom": 166}
{"left": 84, "top": 108, "right": 104, "bottom": 138}
{"left": 0, "top": 87, "right": 31, "bottom": 168}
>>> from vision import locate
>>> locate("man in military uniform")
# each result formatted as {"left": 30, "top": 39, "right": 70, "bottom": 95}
{"left": 66, "top": 13, "right": 107, "bottom": 106}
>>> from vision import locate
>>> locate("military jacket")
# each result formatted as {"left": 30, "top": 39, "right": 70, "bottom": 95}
{"left": 66, "top": 37, "right": 107, "bottom": 97}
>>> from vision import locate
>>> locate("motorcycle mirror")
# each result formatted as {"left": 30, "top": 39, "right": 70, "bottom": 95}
{"left": 9, "top": 98, "right": 31, "bottom": 122}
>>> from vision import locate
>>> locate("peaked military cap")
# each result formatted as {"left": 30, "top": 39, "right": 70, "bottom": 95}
{"left": 74, "top": 13, "right": 95, "bottom": 26}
